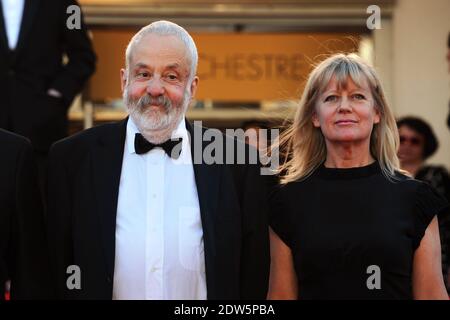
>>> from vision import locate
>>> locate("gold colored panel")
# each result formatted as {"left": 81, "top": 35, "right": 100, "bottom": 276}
{"left": 90, "top": 30, "right": 359, "bottom": 102}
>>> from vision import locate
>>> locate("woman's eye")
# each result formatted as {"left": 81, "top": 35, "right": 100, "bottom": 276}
{"left": 353, "top": 94, "right": 365, "bottom": 100}
{"left": 325, "top": 95, "right": 338, "bottom": 102}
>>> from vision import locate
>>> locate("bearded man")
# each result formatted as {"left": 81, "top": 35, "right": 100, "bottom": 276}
{"left": 46, "top": 20, "right": 269, "bottom": 300}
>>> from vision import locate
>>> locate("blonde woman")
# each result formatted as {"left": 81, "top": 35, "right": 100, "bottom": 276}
{"left": 268, "top": 53, "right": 449, "bottom": 300}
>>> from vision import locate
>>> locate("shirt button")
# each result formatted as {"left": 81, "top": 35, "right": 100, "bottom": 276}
{"left": 150, "top": 266, "right": 159, "bottom": 272}
{"left": 152, "top": 194, "right": 156, "bottom": 199}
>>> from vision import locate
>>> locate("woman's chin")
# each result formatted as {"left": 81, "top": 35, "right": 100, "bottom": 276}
{"left": 328, "top": 134, "right": 367, "bottom": 144}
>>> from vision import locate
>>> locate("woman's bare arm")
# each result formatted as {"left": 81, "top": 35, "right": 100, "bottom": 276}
{"left": 267, "top": 227, "right": 298, "bottom": 299}
{"left": 412, "top": 216, "right": 449, "bottom": 300}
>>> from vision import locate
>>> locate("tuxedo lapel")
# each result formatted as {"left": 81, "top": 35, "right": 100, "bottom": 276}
{"left": 186, "top": 120, "right": 221, "bottom": 299}
{"left": 91, "top": 118, "right": 128, "bottom": 280}
{"left": 15, "top": 0, "right": 39, "bottom": 55}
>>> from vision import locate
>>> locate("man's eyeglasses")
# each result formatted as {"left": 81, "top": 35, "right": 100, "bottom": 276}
{"left": 399, "top": 136, "right": 422, "bottom": 146}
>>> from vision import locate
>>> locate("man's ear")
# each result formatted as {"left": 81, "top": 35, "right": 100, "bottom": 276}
{"left": 189, "top": 76, "right": 199, "bottom": 99}
{"left": 120, "top": 69, "right": 127, "bottom": 92}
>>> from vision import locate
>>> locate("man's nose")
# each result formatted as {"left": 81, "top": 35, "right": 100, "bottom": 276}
{"left": 146, "top": 77, "right": 165, "bottom": 97}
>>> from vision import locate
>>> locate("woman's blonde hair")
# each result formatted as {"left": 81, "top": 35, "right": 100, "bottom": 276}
{"left": 275, "top": 53, "right": 401, "bottom": 184}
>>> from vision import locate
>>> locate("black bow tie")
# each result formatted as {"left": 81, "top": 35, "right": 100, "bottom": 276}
{"left": 134, "top": 133, "right": 182, "bottom": 159}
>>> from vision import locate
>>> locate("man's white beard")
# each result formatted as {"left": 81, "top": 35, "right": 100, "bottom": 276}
{"left": 124, "top": 87, "right": 190, "bottom": 143}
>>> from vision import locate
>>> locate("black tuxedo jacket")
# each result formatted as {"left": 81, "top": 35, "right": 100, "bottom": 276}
{"left": 47, "top": 118, "right": 270, "bottom": 299}
{"left": 0, "top": 0, "right": 96, "bottom": 151}
{"left": 0, "top": 129, "right": 51, "bottom": 299}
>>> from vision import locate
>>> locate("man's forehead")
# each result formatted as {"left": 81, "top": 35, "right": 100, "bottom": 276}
{"left": 130, "top": 35, "right": 191, "bottom": 70}
{"left": 135, "top": 34, "right": 187, "bottom": 55}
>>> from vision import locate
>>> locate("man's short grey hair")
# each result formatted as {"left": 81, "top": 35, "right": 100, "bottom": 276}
{"left": 125, "top": 20, "right": 198, "bottom": 81}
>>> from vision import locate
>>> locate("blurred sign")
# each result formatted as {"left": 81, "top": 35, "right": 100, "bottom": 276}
{"left": 90, "top": 30, "right": 359, "bottom": 103}
{"left": 195, "top": 33, "right": 358, "bottom": 101}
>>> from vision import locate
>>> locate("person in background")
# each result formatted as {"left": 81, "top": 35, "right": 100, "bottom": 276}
{"left": 0, "top": 0, "right": 96, "bottom": 191}
{"left": 397, "top": 116, "right": 450, "bottom": 293}
{"left": 242, "top": 120, "right": 270, "bottom": 150}
{"left": 0, "top": 129, "right": 51, "bottom": 299}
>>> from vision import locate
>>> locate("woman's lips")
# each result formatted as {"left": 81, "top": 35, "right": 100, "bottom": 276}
{"left": 335, "top": 120, "right": 357, "bottom": 125}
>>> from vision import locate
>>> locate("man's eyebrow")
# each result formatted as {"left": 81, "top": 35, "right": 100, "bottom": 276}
{"left": 166, "top": 63, "right": 181, "bottom": 70}
{"left": 133, "top": 63, "right": 182, "bottom": 70}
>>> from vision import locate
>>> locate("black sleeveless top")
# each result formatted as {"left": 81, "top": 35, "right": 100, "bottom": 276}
{"left": 269, "top": 161, "right": 449, "bottom": 299}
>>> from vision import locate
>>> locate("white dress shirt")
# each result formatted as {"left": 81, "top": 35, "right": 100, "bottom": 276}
{"left": 113, "top": 117, "right": 207, "bottom": 300}
{"left": 1, "top": 0, "right": 25, "bottom": 50}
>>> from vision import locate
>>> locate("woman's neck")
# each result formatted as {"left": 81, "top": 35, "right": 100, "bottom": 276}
{"left": 324, "top": 141, "right": 375, "bottom": 168}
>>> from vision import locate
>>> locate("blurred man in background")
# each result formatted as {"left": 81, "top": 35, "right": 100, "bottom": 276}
{"left": 0, "top": 129, "right": 51, "bottom": 299}
{"left": 0, "top": 0, "right": 96, "bottom": 190}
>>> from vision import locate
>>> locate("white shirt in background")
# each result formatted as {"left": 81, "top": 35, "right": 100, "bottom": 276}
{"left": 1, "top": 0, "right": 25, "bottom": 50}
